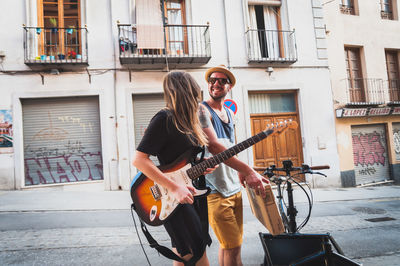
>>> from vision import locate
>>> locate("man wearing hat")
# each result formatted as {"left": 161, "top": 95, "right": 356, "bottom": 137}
{"left": 199, "top": 65, "right": 266, "bottom": 266}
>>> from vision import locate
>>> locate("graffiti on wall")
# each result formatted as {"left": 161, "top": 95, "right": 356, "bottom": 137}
{"left": 352, "top": 130, "right": 387, "bottom": 177}
{"left": 24, "top": 112, "right": 103, "bottom": 186}
{"left": 393, "top": 129, "right": 400, "bottom": 161}
{"left": 25, "top": 151, "right": 103, "bottom": 185}
{"left": 0, "top": 110, "right": 13, "bottom": 153}
{"left": 352, "top": 132, "right": 386, "bottom": 166}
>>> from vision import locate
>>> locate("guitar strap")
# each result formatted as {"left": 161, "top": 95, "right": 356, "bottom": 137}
{"left": 132, "top": 203, "right": 187, "bottom": 264}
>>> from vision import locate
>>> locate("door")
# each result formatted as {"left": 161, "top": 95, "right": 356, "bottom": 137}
{"left": 385, "top": 51, "right": 400, "bottom": 101}
{"left": 251, "top": 115, "right": 302, "bottom": 169}
{"left": 249, "top": 92, "right": 303, "bottom": 179}
{"left": 37, "top": 0, "right": 81, "bottom": 58}
{"left": 249, "top": 5, "right": 282, "bottom": 59}
{"left": 345, "top": 47, "right": 365, "bottom": 102}
{"left": 164, "top": 0, "right": 188, "bottom": 55}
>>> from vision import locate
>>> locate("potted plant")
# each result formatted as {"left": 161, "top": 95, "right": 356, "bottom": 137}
{"left": 49, "top": 18, "right": 58, "bottom": 33}
{"left": 68, "top": 50, "right": 77, "bottom": 59}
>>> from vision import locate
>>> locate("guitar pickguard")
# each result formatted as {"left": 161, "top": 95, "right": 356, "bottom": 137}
{"left": 157, "top": 163, "right": 208, "bottom": 221}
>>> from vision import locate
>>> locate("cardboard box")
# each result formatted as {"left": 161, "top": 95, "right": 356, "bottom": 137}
{"left": 245, "top": 183, "right": 285, "bottom": 236}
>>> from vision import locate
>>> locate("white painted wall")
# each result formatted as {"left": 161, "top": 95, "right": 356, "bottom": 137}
{"left": 0, "top": 0, "right": 341, "bottom": 190}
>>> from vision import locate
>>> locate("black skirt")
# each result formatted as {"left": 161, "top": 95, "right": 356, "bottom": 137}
{"left": 164, "top": 197, "right": 212, "bottom": 260}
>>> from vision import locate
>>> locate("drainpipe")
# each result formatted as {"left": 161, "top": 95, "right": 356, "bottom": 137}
{"left": 222, "top": 0, "right": 231, "bottom": 68}
{"left": 108, "top": 0, "right": 120, "bottom": 190}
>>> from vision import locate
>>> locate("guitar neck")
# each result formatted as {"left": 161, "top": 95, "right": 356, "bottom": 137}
{"left": 187, "top": 129, "right": 273, "bottom": 179}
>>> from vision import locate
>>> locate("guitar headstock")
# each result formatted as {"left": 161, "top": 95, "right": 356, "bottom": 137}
{"left": 265, "top": 120, "right": 298, "bottom": 135}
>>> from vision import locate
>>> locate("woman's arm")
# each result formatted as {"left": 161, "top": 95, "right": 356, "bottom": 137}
{"left": 132, "top": 150, "right": 196, "bottom": 204}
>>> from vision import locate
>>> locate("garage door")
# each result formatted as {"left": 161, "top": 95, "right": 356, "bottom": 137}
{"left": 132, "top": 94, "right": 164, "bottom": 163}
{"left": 22, "top": 96, "right": 103, "bottom": 186}
{"left": 351, "top": 124, "right": 390, "bottom": 185}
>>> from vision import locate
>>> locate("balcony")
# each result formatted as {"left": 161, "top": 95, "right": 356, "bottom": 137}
{"left": 118, "top": 24, "right": 211, "bottom": 67}
{"left": 23, "top": 26, "right": 88, "bottom": 67}
{"left": 381, "top": 10, "right": 393, "bottom": 20}
{"left": 245, "top": 29, "right": 297, "bottom": 64}
{"left": 340, "top": 4, "right": 355, "bottom": 15}
{"left": 344, "top": 78, "right": 385, "bottom": 106}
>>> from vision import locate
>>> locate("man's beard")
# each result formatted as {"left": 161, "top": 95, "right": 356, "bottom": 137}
{"left": 209, "top": 87, "right": 227, "bottom": 101}
{"left": 210, "top": 94, "right": 226, "bottom": 101}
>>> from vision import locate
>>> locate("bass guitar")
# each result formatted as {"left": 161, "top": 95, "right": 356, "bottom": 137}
{"left": 130, "top": 120, "right": 298, "bottom": 226}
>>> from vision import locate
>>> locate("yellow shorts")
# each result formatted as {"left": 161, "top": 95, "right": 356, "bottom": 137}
{"left": 207, "top": 191, "right": 243, "bottom": 249}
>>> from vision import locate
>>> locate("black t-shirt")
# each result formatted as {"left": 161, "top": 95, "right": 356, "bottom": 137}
{"left": 137, "top": 109, "right": 198, "bottom": 166}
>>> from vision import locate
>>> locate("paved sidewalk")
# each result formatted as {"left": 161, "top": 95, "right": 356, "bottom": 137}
{"left": 1, "top": 184, "right": 399, "bottom": 212}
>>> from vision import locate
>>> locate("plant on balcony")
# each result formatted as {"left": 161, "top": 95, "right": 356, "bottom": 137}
{"left": 68, "top": 50, "right": 77, "bottom": 59}
{"left": 49, "top": 18, "right": 58, "bottom": 33}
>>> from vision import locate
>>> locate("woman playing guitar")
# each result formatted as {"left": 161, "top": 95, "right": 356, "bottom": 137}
{"left": 132, "top": 71, "right": 216, "bottom": 266}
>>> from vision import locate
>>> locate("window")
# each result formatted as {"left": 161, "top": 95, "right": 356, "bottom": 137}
{"left": 381, "top": 0, "right": 395, "bottom": 20}
{"left": 37, "top": 0, "right": 81, "bottom": 58}
{"left": 385, "top": 50, "right": 400, "bottom": 101}
{"left": 345, "top": 47, "right": 365, "bottom": 102}
{"left": 340, "top": 0, "right": 356, "bottom": 15}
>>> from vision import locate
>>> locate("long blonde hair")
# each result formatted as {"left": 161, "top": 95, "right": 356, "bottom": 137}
{"left": 163, "top": 71, "right": 208, "bottom": 146}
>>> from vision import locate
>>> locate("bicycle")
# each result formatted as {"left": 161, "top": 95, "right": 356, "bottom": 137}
{"left": 257, "top": 160, "right": 361, "bottom": 266}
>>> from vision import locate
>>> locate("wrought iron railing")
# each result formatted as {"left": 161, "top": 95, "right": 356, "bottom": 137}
{"left": 381, "top": 10, "right": 393, "bottom": 20}
{"left": 387, "top": 79, "right": 400, "bottom": 102}
{"left": 340, "top": 4, "right": 355, "bottom": 15}
{"left": 344, "top": 78, "right": 385, "bottom": 105}
{"left": 118, "top": 24, "right": 211, "bottom": 63}
{"left": 23, "top": 26, "right": 88, "bottom": 64}
{"left": 245, "top": 29, "right": 297, "bottom": 63}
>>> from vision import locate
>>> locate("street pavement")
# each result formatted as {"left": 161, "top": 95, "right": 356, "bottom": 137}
{"left": 0, "top": 184, "right": 399, "bottom": 265}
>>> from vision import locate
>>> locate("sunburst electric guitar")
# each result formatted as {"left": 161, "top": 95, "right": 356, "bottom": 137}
{"left": 130, "top": 120, "right": 298, "bottom": 226}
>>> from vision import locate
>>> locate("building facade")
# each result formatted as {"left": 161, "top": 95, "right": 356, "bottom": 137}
{"left": 323, "top": 0, "right": 400, "bottom": 186}
{"left": 0, "top": 0, "right": 340, "bottom": 191}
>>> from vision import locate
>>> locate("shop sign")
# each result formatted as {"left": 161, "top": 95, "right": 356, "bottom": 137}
{"left": 392, "top": 107, "right": 400, "bottom": 115}
{"left": 340, "top": 108, "right": 368, "bottom": 117}
{"left": 369, "top": 107, "right": 391, "bottom": 116}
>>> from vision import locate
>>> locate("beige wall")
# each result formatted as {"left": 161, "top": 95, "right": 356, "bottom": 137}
{"left": 324, "top": 0, "right": 400, "bottom": 176}
{"left": 324, "top": 0, "right": 400, "bottom": 105}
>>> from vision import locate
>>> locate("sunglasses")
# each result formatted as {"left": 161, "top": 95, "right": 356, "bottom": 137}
{"left": 208, "top": 77, "right": 230, "bottom": 85}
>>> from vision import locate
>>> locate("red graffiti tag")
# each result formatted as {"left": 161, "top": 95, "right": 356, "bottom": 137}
{"left": 352, "top": 132, "right": 386, "bottom": 167}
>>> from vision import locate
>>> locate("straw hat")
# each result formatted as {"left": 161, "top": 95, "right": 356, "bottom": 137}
{"left": 205, "top": 65, "right": 236, "bottom": 87}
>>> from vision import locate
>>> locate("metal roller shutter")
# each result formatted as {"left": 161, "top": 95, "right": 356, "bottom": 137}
{"left": 22, "top": 96, "right": 103, "bottom": 186}
{"left": 132, "top": 94, "right": 164, "bottom": 163}
{"left": 351, "top": 124, "right": 391, "bottom": 185}
{"left": 392, "top": 123, "right": 400, "bottom": 161}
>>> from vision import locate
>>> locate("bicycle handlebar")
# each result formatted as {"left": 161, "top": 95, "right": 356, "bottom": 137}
{"left": 309, "top": 165, "right": 330, "bottom": 170}
{"left": 256, "top": 160, "right": 330, "bottom": 178}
